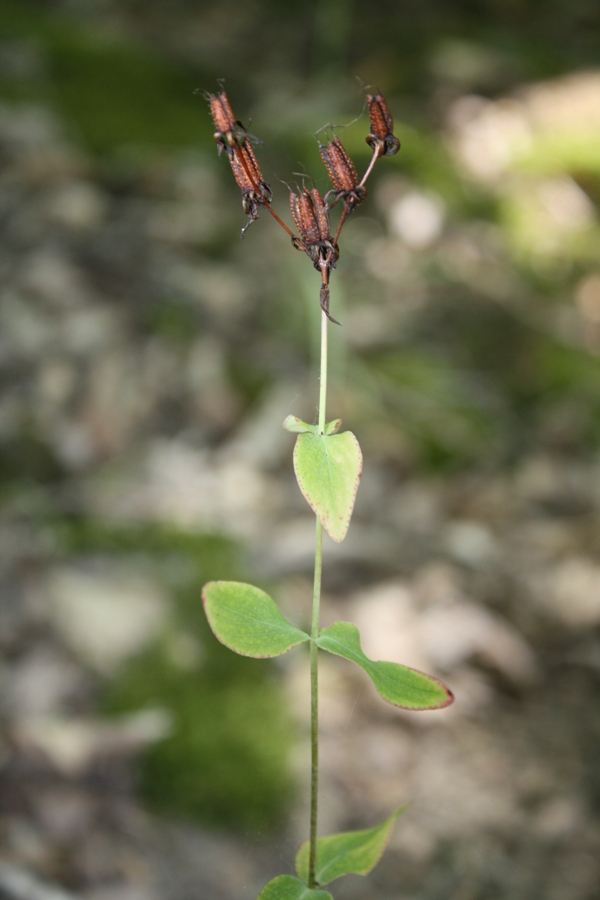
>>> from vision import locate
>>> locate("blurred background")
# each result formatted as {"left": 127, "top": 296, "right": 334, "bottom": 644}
{"left": 1, "top": 1, "right": 600, "bottom": 898}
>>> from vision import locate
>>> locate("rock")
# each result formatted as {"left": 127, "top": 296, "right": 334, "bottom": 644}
{"left": 6, "top": 645, "right": 84, "bottom": 718}
{"left": 12, "top": 711, "right": 172, "bottom": 777}
{"left": 418, "top": 599, "right": 540, "bottom": 687}
{"left": 0, "top": 866, "right": 79, "bottom": 900}
{"left": 533, "top": 556, "right": 600, "bottom": 627}
{"left": 347, "top": 571, "right": 539, "bottom": 691}
{"left": 42, "top": 182, "right": 108, "bottom": 230}
{"left": 47, "top": 564, "right": 169, "bottom": 674}
{"left": 443, "top": 519, "right": 499, "bottom": 568}
{"left": 84, "top": 439, "right": 283, "bottom": 538}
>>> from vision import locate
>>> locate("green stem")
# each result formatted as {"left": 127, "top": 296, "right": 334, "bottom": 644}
{"left": 318, "top": 308, "right": 328, "bottom": 433}
{"left": 309, "top": 309, "right": 328, "bottom": 888}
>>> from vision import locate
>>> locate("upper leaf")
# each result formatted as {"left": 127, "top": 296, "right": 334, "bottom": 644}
{"left": 316, "top": 621, "right": 454, "bottom": 710}
{"left": 202, "top": 581, "right": 310, "bottom": 658}
{"left": 257, "top": 875, "right": 333, "bottom": 899}
{"left": 293, "top": 431, "right": 362, "bottom": 542}
{"left": 295, "top": 807, "right": 407, "bottom": 886}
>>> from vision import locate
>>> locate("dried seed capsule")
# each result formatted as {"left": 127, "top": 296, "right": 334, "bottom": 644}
{"left": 289, "top": 185, "right": 339, "bottom": 318}
{"left": 237, "top": 140, "right": 271, "bottom": 199}
{"left": 309, "top": 188, "right": 331, "bottom": 243}
{"left": 208, "top": 91, "right": 236, "bottom": 135}
{"left": 319, "top": 136, "right": 359, "bottom": 193}
{"left": 290, "top": 187, "right": 330, "bottom": 246}
{"left": 319, "top": 136, "right": 367, "bottom": 209}
{"left": 227, "top": 141, "right": 272, "bottom": 236}
{"left": 366, "top": 92, "right": 400, "bottom": 157}
{"left": 206, "top": 90, "right": 249, "bottom": 155}
{"left": 228, "top": 145, "right": 256, "bottom": 194}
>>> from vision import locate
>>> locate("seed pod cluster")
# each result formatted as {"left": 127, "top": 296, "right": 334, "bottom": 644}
{"left": 365, "top": 92, "right": 400, "bottom": 157}
{"left": 206, "top": 86, "right": 400, "bottom": 321}
{"left": 319, "top": 136, "right": 367, "bottom": 209}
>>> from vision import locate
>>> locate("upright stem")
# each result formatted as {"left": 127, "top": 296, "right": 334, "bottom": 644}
{"left": 318, "top": 309, "right": 328, "bottom": 433}
{"left": 308, "top": 309, "right": 329, "bottom": 888}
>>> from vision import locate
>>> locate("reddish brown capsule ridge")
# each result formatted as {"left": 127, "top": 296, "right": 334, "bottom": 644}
{"left": 319, "top": 136, "right": 367, "bottom": 209}
{"left": 366, "top": 92, "right": 400, "bottom": 157}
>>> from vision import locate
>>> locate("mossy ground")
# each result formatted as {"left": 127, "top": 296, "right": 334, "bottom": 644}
{"left": 56, "top": 520, "right": 296, "bottom": 833}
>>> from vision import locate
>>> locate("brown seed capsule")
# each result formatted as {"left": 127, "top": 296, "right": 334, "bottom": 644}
{"left": 206, "top": 90, "right": 249, "bottom": 155}
{"left": 237, "top": 140, "right": 270, "bottom": 196}
{"left": 319, "top": 136, "right": 359, "bottom": 193}
{"left": 366, "top": 92, "right": 400, "bottom": 157}
{"left": 289, "top": 185, "right": 339, "bottom": 317}
{"left": 319, "top": 136, "right": 367, "bottom": 209}
{"left": 227, "top": 141, "right": 272, "bottom": 236}
{"left": 290, "top": 187, "right": 330, "bottom": 246}
{"left": 208, "top": 91, "right": 236, "bottom": 135}
{"left": 228, "top": 145, "right": 256, "bottom": 194}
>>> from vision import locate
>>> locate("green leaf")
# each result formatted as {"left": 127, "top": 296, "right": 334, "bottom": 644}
{"left": 283, "top": 415, "right": 318, "bottom": 435}
{"left": 316, "top": 622, "right": 454, "bottom": 710}
{"left": 324, "top": 418, "right": 342, "bottom": 435}
{"left": 257, "top": 875, "right": 333, "bottom": 899}
{"left": 202, "top": 581, "right": 310, "bottom": 658}
{"left": 295, "top": 807, "right": 407, "bottom": 886}
{"left": 293, "top": 431, "right": 362, "bottom": 543}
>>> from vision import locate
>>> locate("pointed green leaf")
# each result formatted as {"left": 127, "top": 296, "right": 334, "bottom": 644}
{"left": 316, "top": 622, "right": 454, "bottom": 710}
{"left": 324, "top": 418, "right": 342, "bottom": 435}
{"left": 293, "top": 431, "right": 362, "bottom": 543}
{"left": 257, "top": 875, "right": 333, "bottom": 899}
{"left": 295, "top": 807, "right": 407, "bottom": 886}
{"left": 283, "top": 415, "right": 319, "bottom": 434}
{"left": 202, "top": 581, "right": 310, "bottom": 658}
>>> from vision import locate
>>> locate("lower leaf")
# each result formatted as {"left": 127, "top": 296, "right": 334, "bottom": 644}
{"left": 295, "top": 807, "right": 407, "bottom": 886}
{"left": 257, "top": 875, "right": 333, "bottom": 899}
{"left": 202, "top": 581, "right": 310, "bottom": 658}
{"left": 316, "top": 621, "right": 454, "bottom": 710}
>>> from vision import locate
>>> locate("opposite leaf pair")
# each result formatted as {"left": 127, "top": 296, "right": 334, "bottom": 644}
{"left": 201, "top": 582, "right": 453, "bottom": 714}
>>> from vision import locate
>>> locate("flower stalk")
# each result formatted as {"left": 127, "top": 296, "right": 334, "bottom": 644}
{"left": 202, "top": 86, "right": 452, "bottom": 900}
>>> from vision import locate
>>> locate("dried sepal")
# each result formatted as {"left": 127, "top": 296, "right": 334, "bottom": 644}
{"left": 319, "top": 136, "right": 367, "bottom": 209}
{"left": 366, "top": 92, "right": 400, "bottom": 157}
{"left": 319, "top": 283, "right": 340, "bottom": 325}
